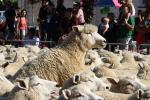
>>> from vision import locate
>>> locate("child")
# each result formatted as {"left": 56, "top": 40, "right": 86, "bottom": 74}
{"left": 16, "top": 9, "right": 28, "bottom": 40}
{"left": 118, "top": 0, "right": 135, "bottom": 21}
{"left": 98, "top": 17, "right": 110, "bottom": 36}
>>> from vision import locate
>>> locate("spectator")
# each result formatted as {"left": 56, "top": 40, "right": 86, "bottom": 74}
{"left": 116, "top": 5, "right": 135, "bottom": 50}
{"left": 98, "top": 17, "right": 110, "bottom": 36}
{"left": 38, "top": 0, "right": 49, "bottom": 42}
{"left": 4, "top": 1, "right": 16, "bottom": 41}
{"left": 73, "top": 1, "right": 85, "bottom": 25}
{"left": 106, "top": 13, "right": 118, "bottom": 51}
{"left": 135, "top": 10, "right": 145, "bottom": 45}
{"left": 118, "top": 0, "right": 135, "bottom": 20}
{"left": 56, "top": 0, "right": 66, "bottom": 16}
{"left": 16, "top": 9, "right": 28, "bottom": 40}
{"left": 60, "top": 8, "right": 74, "bottom": 35}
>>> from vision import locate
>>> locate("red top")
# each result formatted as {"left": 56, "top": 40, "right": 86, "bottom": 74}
{"left": 18, "top": 17, "right": 28, "bottom": 30}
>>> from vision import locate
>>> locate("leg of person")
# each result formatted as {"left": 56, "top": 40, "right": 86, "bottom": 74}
{"left": 125, "top": 37, "right": 132, "bottom": 50}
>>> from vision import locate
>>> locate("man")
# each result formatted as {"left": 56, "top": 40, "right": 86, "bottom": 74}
{"left": 116, "top": 5, "right": 135, "bottom": 50}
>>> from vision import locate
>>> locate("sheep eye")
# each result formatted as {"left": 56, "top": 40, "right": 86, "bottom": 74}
{"left": 33, "top": 83, "right": 40, "bottom": 86}
{"left": 126, "top": 83, "right": 133, "bottom": 86}
{"left": 76, "top": 93, "right": 83, "bottom": 97}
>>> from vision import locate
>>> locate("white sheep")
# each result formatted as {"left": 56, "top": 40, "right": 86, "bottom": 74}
{"left": 84, "top": 49, "right": 104, "bottom": 67}
{"left": 95, "top": 89, "right": 150, "bottom": 100}
{"left": 60, "top": 69, "right": 109, "bottom": 94}
{"left": 0, "top": 72, "right": 14, "bottom": 96}
{"left": 106, "top": 76, "right": 146, "bottom": 94}
{"left": 9, "top": 75, "right": 60, "bottom": 100}
{"left": 92, "top": 64, "right": 118, "bottom": 78}
{"left": 137, "top": 61, "right": 150, "bottom": 80}
{"left": 58, "top": 84, "right": 104, "bottom": 100}
{"left": 13, "top": 24, "right": 106, "bottom": 85}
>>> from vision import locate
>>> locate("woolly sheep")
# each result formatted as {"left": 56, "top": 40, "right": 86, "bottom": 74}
{"left": 84, "top": 49, "right": 104, "bottom": 67}
{"left": 97, "top": 49, "right": 122, "bottom": 69}
{"left": 60, "top": 69, "right": 109, "bottom": 94}
{"left": 0, "top": 72, "right": 14, "bottom": 96}
{"left": 107, "top": 76, "right": 146, "bottom": 94}
{"left": 95, "top": 89, "right": 150, "bottom": 100}
{"left": 9, "top": 75, "right": 60, "bottom": 100}
{"left": 137, "top": 61, "right": 150, "bottom": 80}
{"left": 13, "top": 24, "right": 106, "bottom": 85}
{"left": 58, "top": 84, "right": 104, "bottom": 100}
{"left": 92, "top": 64, "right": 117, "bottom": 78}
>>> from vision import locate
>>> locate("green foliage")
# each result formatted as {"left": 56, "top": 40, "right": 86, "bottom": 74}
{"left": 100, "top": 7, "right": 110, "bottom": 15}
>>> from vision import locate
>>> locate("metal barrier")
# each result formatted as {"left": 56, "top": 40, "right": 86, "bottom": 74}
{"left": 1, "top": 39, "right": 150, "bottom": 55}
{"left": 138, "top": 44, "right": 150, "bottom": 54}
{"left": 107, "top": 43, "right": 150, "bottom": 55}
{"left": 107, "top": 43, "right": 136, "bottom": 51}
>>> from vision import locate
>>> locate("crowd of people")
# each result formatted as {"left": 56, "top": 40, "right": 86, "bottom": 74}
{"left": 98, "top": 0, "right": 150, "bottom": 52}
{"left": 0, "top": 0, "right": 85, "bottom": 48}
{"left": 0, "top": 0, "right": 150, "bottom": 52}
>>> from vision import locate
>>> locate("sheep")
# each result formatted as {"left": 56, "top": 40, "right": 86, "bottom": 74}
{"left": 137, "top": 61, "right": 150, "bottom": 80}
{"left": 9, "top": 75, "right": 60, "bottom": 100}
{"left": 92, "top": 64, "right": 118, "bottom": 78}
{"left": 84, "top": 49, "right": 104, "bottom": 67}
{"left": 60, "top": 69, "right": 109, "bottom": 94}
{"left": 95, "top": 89, "right": 150, "bottom": 100}
{"left": 0, "top": 72, "right": 14, "bottom": 96}
{"left": 97, "top": 49, "right": 122, "bottom": 69}
{"left": 12, "top": 24, "right": 106, "bottom": 85}
{"left": 120, "top": 51, "right": 138, "bottom": 69}
{"left": 58, "top": 84, "right": 104, "bottom": 100}
{"left": 106, "top": 76, "right": 146, "bottom": 94}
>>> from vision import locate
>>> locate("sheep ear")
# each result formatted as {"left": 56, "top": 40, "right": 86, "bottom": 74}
{"left": 136, "top": 89, "right": 144, "bottom": 99}
{"left": 72, "top": 25, "right": 84, "bottom": 33}
{"left": 16, "top": 78, "right": 29, "bottom": 90}
{"left": 73, "top": 75, "right": 80, "bottom": 84}
{"left": 138, "top": 62, "right": 144, "bottom": 69}
{"left": 107, "top": 77, "right": 119, "bottom": 85}
{"left": 62, "top": 89, "right": 71, "bottom": 99}
{"left": 1, "top": 62, "right": 9, "bottom": 68}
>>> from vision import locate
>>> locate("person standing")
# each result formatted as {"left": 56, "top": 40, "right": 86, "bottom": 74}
{"left": 16, "top": 9, "right": 28, "bottom": 40}
{"left": 73, "top": 1, "right": 85, "bottom": 25}
{"left": 116, "top": 5, "right": 135, "bottom": 50}
{"left": 16, "top": 9, "right": 28, "bottom": 46}
{"left": 38, "top": 0, "right": 49, "bottom": 42}
{"left": 4, "top": 1, "right": 16, "bottom": 41}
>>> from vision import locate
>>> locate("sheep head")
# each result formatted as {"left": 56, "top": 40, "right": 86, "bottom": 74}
{"left": 72, "top": 24, "right": 106, "bottom": 49}
{"left": 58, "top": 84, "right": 104, "bottom": 100}
{"left": 107, "top": 76, "right": 146, "bottom": 94}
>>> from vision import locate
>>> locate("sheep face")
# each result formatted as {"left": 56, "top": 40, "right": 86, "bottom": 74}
{"left": 73, "top": 24, "right": 106, "bottom": 49}
{"left": 132, "top": 89, "right": 150, "bottom": 100}
{"left": 58, "top": 84, "right": 104, "bottom": 100}
{"left": 15, "top": 75, "right": 60, "bottom": 100}
{"left": 140, "top": 90, "right": 150, "bottom": 100}
{"left": 108, "top": 76, "right": 145, "bottom": 94}
{"left": 137, "top": 62, "right": 150, "bottom": 80}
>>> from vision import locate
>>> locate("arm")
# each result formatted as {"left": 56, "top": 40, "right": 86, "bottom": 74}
{"left": 124, "top": 17, "right": 135, "bottom": 31}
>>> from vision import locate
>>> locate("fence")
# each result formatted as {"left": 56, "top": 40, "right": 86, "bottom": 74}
{"left": 107, "top": 43, "right": 150, "bottom": 55}
{"left": 1, "top": 39, "right": 150, "bottom": 55}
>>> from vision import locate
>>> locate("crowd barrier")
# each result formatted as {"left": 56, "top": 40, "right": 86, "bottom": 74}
{"left": 1, "top": 40, "right": 150, "bottom": 55}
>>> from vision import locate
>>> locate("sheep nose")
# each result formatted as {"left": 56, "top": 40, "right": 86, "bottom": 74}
{"left": 106, "top": 86, "right": 109, "bottom": 90}
{"left": 103, "top": 40, "right": 106, "bottom": 43}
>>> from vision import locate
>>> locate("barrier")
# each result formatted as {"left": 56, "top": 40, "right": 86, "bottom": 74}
{"left": 1, "top": 39, "right": 150, "bottom": 55}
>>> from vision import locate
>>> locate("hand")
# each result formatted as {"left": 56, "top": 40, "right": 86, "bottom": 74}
{"left": 124, "top": 18, "right": 128, "bottom": 24}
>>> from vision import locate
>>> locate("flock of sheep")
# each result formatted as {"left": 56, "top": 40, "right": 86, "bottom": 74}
{"left": 0, "top": 24, "right": 150, "bottom": 100}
